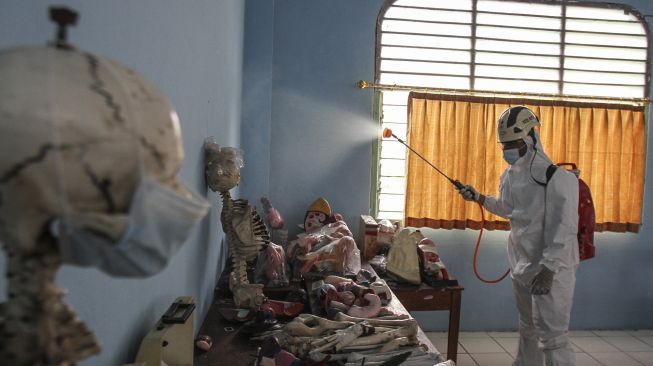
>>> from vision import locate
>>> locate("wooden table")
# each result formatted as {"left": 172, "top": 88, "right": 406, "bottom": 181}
{"left": 389, "top": 283, "right": 463, "bottom": 364}
{"left": 193, "top": 297, "right": 260, "bottom": 366}
{"left": 194, "top": 281, "right": 447, "bottom": 365}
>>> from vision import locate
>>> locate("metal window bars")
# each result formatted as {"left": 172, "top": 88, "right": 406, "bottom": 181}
{"left": 370, "top": 0, "right": 650, "bottom": 220}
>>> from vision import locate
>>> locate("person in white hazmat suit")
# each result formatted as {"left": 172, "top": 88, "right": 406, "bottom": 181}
{"left": 458, "top": 106, "right": 580, "bottom": 366}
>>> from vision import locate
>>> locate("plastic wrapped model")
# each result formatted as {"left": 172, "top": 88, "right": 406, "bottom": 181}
{"left": 255, "top": 241, "right": 290, "bottom": 287}
{"left": 205, "top": 137, "right": 269, "bottom": 308}
{"left": 418, "top": 238, "right": 446, "bottom": 280}
{"left": 386, "top": 229, "right": 424, "bottom": 284}
{"left": 287, "top": 197, "right": 361, "bottom": 277}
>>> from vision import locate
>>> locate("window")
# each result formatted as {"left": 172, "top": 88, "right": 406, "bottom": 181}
{"left": 374, "top": 0, "right": 649, "bottom": 231}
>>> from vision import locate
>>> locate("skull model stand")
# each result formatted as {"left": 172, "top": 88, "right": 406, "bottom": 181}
{"left": 204, "top": 138, "right": 269, "bottom": 309}
{"left": 0, "top": 8, "right": 206, "bottom": 365}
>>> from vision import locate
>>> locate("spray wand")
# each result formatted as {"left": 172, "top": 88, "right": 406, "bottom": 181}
{"left": 382, "top": 128, "right": 464, "bottom": 190}
{"left": 382, "top": 128, "right": 509, "bottom": 284}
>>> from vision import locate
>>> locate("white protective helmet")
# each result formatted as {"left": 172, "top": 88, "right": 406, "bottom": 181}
{"left": 497, "top": 106, "right": 540, "bottom": 143}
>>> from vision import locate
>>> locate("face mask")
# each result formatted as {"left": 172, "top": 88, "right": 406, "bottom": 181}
{"left": 503, "top": 148, "right": 522, "bottom": 165}
{"left": 54, "top": 176, "right": 209, "bottom": 277}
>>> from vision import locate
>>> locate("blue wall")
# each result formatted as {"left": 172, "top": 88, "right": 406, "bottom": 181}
{"left": 242, "top": 0, "right": 653, "bottom": 331}
{"left": 246, "top": 0, "right": 384, "bottom": 230}
{"left": 1, "top": 1, "right": 652, "bottom": 365}
{"left": 240, "top": 0, "right": 275, "bottom": 200}
{"left": 0, "top": 1, "right": 244, "bottom": 365}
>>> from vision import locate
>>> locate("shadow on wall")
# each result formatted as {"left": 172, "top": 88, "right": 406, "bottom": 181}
{"left": 268, "top": 86, "right": 376, "bottom": 239}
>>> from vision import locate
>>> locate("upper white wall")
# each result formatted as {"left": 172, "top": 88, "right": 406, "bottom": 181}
{"left": 0, "top": 1, "right": 245, "bottom": 365}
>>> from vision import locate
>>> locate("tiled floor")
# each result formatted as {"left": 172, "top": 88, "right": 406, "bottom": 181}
{"left": 426, "top": 329, "right": 653, "bottom": 365}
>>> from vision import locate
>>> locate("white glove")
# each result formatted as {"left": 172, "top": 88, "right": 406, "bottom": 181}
{"left": 458, "top": 184, "right": 479, "bottom": 202}
{"left": 435, "top": 361, "right": 455, "bottom": 366}
{"left": 529, "top": 267, "right": 554, "bottom": 295}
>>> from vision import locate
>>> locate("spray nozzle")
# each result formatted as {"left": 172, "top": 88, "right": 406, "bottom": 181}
{"left": 383, "top": 127, "right": 406, "bottom": 144}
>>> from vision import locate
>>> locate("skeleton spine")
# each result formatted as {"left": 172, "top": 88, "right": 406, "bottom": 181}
{"left": 220, "top": 191, "right": 248, "bottom": 285}
{"left": 1, "top": 242, "right": 100, "bottom": 365}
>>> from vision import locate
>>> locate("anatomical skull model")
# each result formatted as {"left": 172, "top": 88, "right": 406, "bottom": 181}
{"left": 204, "top": 137, "right": 269, "bottom": 309}
{"left": 0, "top": 8, "right": 209, "bottom": 366}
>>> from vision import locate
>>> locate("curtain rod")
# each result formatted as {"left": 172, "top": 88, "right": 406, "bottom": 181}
{"left": 356, "top": 80, "right": 650, "bottom": 105}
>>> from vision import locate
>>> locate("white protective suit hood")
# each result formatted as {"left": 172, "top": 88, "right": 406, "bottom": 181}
{"left": 484, "top": 129, "right": 579, "bottom": 284}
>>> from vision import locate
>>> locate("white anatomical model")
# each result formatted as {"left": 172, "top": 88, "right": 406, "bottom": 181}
{"left": 386, "top": 229, "right": 425, "bottom": 285}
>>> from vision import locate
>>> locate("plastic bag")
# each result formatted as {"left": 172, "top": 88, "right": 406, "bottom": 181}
{"left": 254, "top": 242, "right": 289, "bottom": 287}
{"left": 297, "top": 220, "right": 361, "bottom": 275}
{"left": 369, "top": 254, "right": 387, "bottom": 275}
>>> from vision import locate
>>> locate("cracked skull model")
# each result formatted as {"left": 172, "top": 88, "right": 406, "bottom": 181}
{"left": 0, "top": 45, "right": 209, "bottom": 365}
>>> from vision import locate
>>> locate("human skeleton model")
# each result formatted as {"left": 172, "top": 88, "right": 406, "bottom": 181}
{"left": 204, "top": 139, "right": 269, "bottom": 309}
{"left": 0, "top": 9, "right": 208, "bottom": 365}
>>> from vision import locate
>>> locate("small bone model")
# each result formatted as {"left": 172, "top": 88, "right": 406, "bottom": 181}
{"left": 253, "top": 313, "right": 434, "bottom": 363}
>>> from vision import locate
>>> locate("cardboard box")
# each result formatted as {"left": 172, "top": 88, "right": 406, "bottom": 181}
{"left": 358, "top": 215, "right": 379, "bottom": 260}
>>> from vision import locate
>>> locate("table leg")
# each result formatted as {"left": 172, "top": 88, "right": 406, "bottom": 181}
{"left": 447, "top": 289, "right": 462, "bottom": 363}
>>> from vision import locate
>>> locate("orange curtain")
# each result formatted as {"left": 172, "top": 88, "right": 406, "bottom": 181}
{"left": 404, "top": 93, "right": 646, "bottom": 233}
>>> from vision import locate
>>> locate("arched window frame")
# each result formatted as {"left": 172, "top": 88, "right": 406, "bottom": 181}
{"left": 371, "top": 0, "right": 651, "bottom": 223}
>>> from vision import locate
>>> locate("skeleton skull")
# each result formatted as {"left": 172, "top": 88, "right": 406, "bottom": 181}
{"left": 204, "top": 137, "right": 244, "bottom": 193}
{"left": 0, "top": 46, "right": 187, "bottom": 252}
{"left": 0, "top": 45, "right": 195, "bottom": 365}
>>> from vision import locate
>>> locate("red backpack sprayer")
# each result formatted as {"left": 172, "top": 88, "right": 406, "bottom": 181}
{"left": 382, "top": 127, "right": 510, "bottom": 284}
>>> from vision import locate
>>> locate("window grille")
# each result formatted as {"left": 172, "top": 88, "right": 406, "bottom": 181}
{"left": 374, "top": 0, "right": 649, "bottom": 221}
